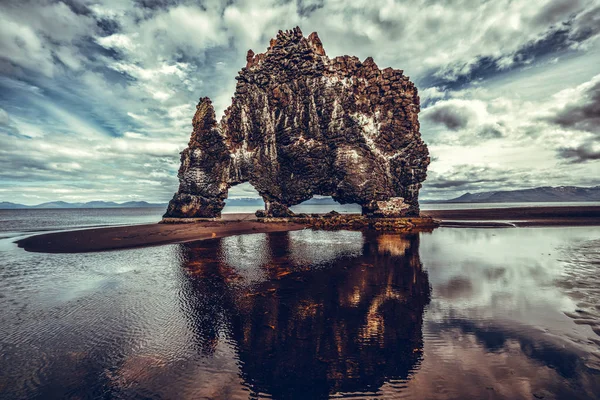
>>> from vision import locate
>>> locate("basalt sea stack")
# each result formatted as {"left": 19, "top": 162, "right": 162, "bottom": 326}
{"left": 165, "top": 27, "right": 429, "bottom": 219}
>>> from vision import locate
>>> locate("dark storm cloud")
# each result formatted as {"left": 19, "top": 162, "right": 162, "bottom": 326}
{"left": 423, "top": 104, "right": 470, "bottom": 130}
{"left": 549, "top": 79, "right": 600, "bottom": 133}
{"left": 557, "top": 142, "right": 600, "bottom": 163}
{"left": 532, "top": 0, "right": 584, "bottom": 26}
{"left": 421, "top": 99, "right": 506, "bottom": 145}
{"left": 425, "top": 166, "right": 510, "bottom": 190}
{"left": 542, "top": 73, "right": 600, "bottom": 164}
{"left": 58, "top": 0, "right": 94, "bottom": 15}
{"left": 478, "top": 124, "right": 504, "bottom": 139}
{"left": 96, "top": 17, "right": 122, "bottom": 35}
{"left": 135, "top": 0, "right": 175, "bottom": 9}
{"left": 296, "top": 0, "right": 325, "bottom": 16}
{"left": 568, "top": 5, "right": 600, "bottom": 43}
{"left": 427, "top": 179, "right": 473, "bottom": 189}
{"left": 0, "top": 159, "right": 53, "bottom": 176}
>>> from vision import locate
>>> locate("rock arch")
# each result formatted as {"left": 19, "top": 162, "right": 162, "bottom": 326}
{"left": 164, "top": 27, "right": 429, "bottom": 219}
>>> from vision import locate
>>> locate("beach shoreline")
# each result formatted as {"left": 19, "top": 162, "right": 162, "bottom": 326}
{"left": 423, "top": 205, "right": 600, "bottom": 227}
{"left": 15, "top": 206, "right": 600, "bottom": 253}
{"left": 15, "top": 215, "right": 305, "bottom": 254}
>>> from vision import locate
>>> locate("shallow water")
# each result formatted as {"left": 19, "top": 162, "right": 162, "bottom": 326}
{"left": 0, "top": 208, "right": 164, "bottom": 238}
{"left": 1, "top": 216, "right": 599, "bottom": 399}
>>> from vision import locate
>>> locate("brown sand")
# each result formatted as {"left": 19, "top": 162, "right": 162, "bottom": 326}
{"left": 423, "top": 205, "right": 600, "bottom": 227}
{"left": 15, "top": 206, "right": 600, "bottom": 253}
{"left": 288, "top": 206, "right": 600, "bottom": 227}
{"left": 16, "top": 214, "right": 305, "bottom": 254}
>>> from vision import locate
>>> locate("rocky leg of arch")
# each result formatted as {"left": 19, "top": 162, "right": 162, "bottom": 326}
{"left": 361, "top": 197, "right": 413, "bottom": 218}
{"left": 164, "top": 193, "right": 225, "bottom": 218}
{"left": 164, "top": 97, "right": 231, "bottom": 219}
{"left": 361, "top": 201, "right": 378, "bottom": 217}
{"left": 263, "top": 200, "right": 295, "bottom": 218}
{"left": 400, "top": 184, "right": 422, "bottom": 217}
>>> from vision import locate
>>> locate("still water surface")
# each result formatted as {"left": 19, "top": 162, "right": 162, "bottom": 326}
{"left": 1, "top": 210, "right": 599, "bottom": 399}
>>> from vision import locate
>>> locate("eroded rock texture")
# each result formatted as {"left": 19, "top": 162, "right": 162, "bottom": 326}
{"left": 165, "top": 27, "right": 429, "bottom": 218}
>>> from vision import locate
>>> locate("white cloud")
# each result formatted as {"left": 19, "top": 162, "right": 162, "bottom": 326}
{"left": 0, "top": 0, "right": 599, "bottom": 203}
{"left": 420, "top": 71, "right": 600, "bottom": 198}
{"left": 98, "top": 137, "right": 182, "bottom": 158}
{"left": 96, "top": 33, "right": 138, "bottom": 53}
{"left": 0, "top": 14, "right": 55, "bottom": 76}
{"left": 419, "top": 87, "right": 446, "bottom": 103}
{"left": 0, "top": 1, "right": 95, "bottom": 77}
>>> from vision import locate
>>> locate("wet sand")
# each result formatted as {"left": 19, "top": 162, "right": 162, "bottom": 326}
{"left": 15, "top": 206, "right": 600, "bottom": 253}
{"left": 423, "top": 205, "right": 600, "bottom": 227}
{"left": 16, "top": 214, "right": 305, "bottom": 253}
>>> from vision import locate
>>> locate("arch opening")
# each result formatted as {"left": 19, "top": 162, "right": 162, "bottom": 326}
{"left": 222, "top": 182, "right": 265, "bottom": 214}
{"left": 290, "top": 196, "right": 361, "bottom": 215}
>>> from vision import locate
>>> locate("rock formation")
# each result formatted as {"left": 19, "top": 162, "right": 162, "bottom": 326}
{"left": 164, "top": 27, "right": 429, "bottom": 219}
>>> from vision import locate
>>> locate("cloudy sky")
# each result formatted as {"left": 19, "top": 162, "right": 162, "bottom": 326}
{"left": 1, "top": 0, "right": 599, "bottom": 204}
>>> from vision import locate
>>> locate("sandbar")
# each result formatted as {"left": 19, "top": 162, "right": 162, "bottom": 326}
{"left": 15, "top": 206, "right": 600, "bottom": 253}
{"left": 16, "top": 214, "right": 304, "bottom": 253}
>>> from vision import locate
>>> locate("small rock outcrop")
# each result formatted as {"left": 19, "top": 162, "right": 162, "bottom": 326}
{"left": 165, "top": 27, "right": 429, "bottom": 219}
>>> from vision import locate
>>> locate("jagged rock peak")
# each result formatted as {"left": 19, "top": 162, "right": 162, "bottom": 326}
{"left": 165, "top": 28, "right": 430, "bottom": 219}
{"left": 245, "top": 27, "right": 326, "bottom": 69}
{"left": 189, "top": 97, "right": 217, "bottom": 145}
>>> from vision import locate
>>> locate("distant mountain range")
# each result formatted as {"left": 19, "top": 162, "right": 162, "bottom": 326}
{"left": 0, "top": 201, "right": 167, "bottom": 209}
{"left": 2, "top": 186, "right": 598, "bottom": 209}
{"left": 224, "top": 190, "right": 600, "bottom": 204}
{"left": 425, "top": 186, "right": 600, "bottom": 203}
{"left": 0, "top": 197, "right": 338, "bottom": 209}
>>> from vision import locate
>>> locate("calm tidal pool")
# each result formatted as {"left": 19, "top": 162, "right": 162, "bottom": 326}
{"left": 1, "top": 225, "right": 599, "bottom": 399}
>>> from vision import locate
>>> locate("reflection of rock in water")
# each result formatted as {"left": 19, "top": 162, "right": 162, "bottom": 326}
{"left": 178, "top": 231, "right": 430, "bottom": 399}
{"left": 376, "top": 233, "right": 412, "bottom": 256}
{"left": 233, "top": 232, "right": 430, "bottom": 398}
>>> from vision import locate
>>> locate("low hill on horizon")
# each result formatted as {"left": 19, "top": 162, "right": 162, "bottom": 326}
{"left": 0, "top": 201, "right": 167, "bottom": 209}
{"left": 427, "top": 186, "right": 600, "bottom": 203}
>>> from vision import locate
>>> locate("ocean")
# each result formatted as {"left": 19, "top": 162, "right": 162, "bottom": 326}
{"left": 1, "top": 206, "right": 599, "bottom": 399}
{"left": 3, "top": 202, "right": 600, "bottom": 238}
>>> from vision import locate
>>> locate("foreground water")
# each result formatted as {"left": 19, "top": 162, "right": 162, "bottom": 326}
{"left": 1, "top": 210, "right": 600, "bottom": 399}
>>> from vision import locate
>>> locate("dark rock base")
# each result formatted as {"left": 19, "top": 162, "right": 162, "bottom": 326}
{"left": 258, "top": 214, "right": 439, "bottom": 232}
